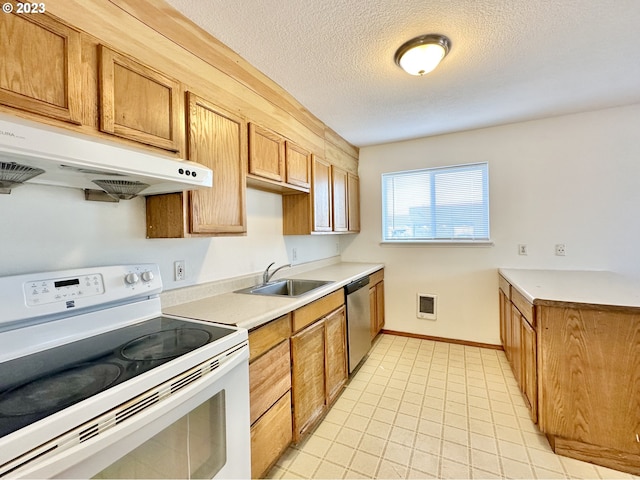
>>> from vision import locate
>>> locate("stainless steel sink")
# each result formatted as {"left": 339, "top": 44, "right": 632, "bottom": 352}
{"left": 235, "top": 279, "right": 333, "bottom": 297}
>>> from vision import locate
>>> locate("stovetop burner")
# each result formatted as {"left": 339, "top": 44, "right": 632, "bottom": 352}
{"left": 0, "top": 316, "right": 233, "bottom": 439}
{"left": 121, "top": 328, "right": 211, "bottom": 361}
{"left": 0, "top": 363, "right": 123, "bottom": 417}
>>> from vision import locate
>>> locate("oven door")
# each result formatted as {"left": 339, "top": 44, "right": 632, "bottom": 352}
{"left": 13, "top": 344, "right": 250, "bottom": 480}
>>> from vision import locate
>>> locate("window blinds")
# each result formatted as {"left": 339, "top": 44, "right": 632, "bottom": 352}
{"left": 382, "top": 162, "right": 489, "bottom": 242}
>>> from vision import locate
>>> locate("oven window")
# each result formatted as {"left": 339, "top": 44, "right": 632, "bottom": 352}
{"left": 93, "top": 390, "right": 226, "bottom": 479}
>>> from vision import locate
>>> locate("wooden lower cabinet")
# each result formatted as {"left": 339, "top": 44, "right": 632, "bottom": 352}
{"left": 521, "top": 316, "right": 537, "bottom": 423}
{"left": 251, "top": 392, "right": 292, "bottom": 479}
{"left": 499, "top": 273, "right": 640, "bottom": 475}
{"left": 248, "top": 315, "right": 292, "bottom": 479}
{"left": 324, "top": 306, "right": 348, "bottom": 405}
{"left": 370, "top": 269, "right": 385, "bottom": 339}
{"left": 291, "top": 320, "right": 326, "bottom": 443}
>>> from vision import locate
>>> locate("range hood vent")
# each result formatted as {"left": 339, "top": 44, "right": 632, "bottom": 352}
{"left": 0, "top": 114, "right": 213, "bottom": 199}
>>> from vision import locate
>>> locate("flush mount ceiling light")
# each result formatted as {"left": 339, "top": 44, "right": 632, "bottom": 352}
{"left": 394, "top": 34, "right": 451, "bottom": 76}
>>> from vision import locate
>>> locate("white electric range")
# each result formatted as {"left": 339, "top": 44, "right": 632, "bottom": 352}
{"left": 0, "top": 264, "right": 250, "bottom": 479}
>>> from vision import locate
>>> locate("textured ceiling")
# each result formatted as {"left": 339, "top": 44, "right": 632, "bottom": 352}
{"left": 165, "top": 0, "right": 640, "bottom": 147}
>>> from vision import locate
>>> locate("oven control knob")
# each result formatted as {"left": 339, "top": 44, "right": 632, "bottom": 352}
{"left": 141, "top": 271, "right": 154, "bottom": 282}
{"left": 124, "top": 273, "right": 140, "bottom": 285}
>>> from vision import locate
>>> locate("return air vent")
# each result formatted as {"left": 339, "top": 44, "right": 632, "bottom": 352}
{"left": 417, "top": 293, "right": 437, "bottom": 320}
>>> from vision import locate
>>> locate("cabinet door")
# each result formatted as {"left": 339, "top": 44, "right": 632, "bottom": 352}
{"left": 249, "top": 340, "right": 291, "bottom": 424}
{"left": 521, "top": 317, "right": 537, "bottom": 423}
{"left": 99, "top": 45, "right": 183, "bottom": 152}
{"left": 510, "top": 304, "right": 522, "bottom": 387}
{"left": 347, "top": 173, "right": 361, "bottom": 232}
{"left": 325, "top": 307, "right": 347, "bottom": 405}
{"left": 502, "top": 291, "right": 513, "bottom": 362}
{"left": 285, "top": 141, "right": 311, "bottom": 189}
{"left": 250, "top": 391, "right": 292, "bottom": 479}
{"left": 312, "top": 156, "right": 332, "bottom": 232}
{"left": 291, "top": 320, "right": 326, "bottom": 443}
{"left": 248, "top": 123, "right": 285, "bottom": 182}
{"left": 499, "top": 289, "right": 509, "bottom": 354}
{"left": 0, "top": 11, "right": 81, "bottom": 124}
{"left": 376, "top": 281, "right": 385, "bottom": 333}
{"left": 369, "top": 286, "right": 377, "bottom": 340}
{"left": 188, "top": 93, "right": 247, "bottom": 234}
{"left": 332, "top": 166, "right": 348, "bottom": 232}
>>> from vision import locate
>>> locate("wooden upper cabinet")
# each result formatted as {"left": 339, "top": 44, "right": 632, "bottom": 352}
{"left": 99, "top": 45, "right": 183, "bottom": 152}
{"left": 332, "top": 166, "right": 348, "bottom": 232}
{"left": 248, "top": 123, "right": 285, "bottom": 182}
{"left": 146, "top": 92, "right": 247, "bottom": 237}
{"left": 312, "top": 156, "right": 332, "bottom": 232}
{"left": 0, "top": 11, "right": 82, "bottom": 124}
{"left": 347, "top": 173, "right": 361, "bottom": 232}
{"left": 188, "top": 93, "right": 247, "bottom": 234}
{"left": 285, "top": 141, "right": 311, "bottom": 189}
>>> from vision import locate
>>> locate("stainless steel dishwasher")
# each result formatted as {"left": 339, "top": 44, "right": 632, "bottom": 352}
{"left": 345, "top": 275, "right": 372, "bottom": 373}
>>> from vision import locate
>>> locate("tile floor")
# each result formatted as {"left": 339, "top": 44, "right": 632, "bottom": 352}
{"left": 267, "top": 334, "right": 637, "bottom": 479}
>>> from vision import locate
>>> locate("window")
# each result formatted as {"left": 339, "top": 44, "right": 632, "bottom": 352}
{"left": 382, "top": 162, "right": 490, "bottom": 242}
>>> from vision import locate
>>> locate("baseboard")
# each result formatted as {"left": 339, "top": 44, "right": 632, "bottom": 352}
{"left": 380, "top": 329, "right": 503, "bottom": 350}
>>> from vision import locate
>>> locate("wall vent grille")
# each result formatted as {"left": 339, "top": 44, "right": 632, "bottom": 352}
{"left": 417, "top": 293, "right": 437, "bottom": 320}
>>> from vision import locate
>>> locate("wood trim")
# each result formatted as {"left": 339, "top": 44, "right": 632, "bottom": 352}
{"left": 107, "top": 0, "right": 328, "bottom": 140}
{"left": 248, "top": 313, "right": 291, "bottom": 362}
{"left": 292, "top": 290, "right": 344, "bottom": 333}
{"left": 549, "top": 434, "right": 640, "bottom": 476}
{"left": 381, "top": 329, "right": 503, "bottom": 350}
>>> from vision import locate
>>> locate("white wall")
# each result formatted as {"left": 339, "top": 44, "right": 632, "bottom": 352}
{"left": 0, "top": 186, "right": 339, "bottom": 288}
{"left": 341, "top": 104, "right": 640, "bottom": 345}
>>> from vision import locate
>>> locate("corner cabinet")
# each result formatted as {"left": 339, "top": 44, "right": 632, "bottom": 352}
{"left": 99, "top": 45, "right": 184, "bottom": 152}
{"left": 0, "top": 9, "right": 82, "bottom": 124}
{"left": 282, "top": 157, "right": 361, "bottom": 235}
{"left": 499, "top": 272, "right": 640, "bottom": 476}
{"left": 146, "top": 93, "right": 247, "bottom": 237}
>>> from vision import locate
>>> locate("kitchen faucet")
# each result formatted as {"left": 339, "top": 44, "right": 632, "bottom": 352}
{"left": 263, "top": 262, "right": 291, "bottom": 284}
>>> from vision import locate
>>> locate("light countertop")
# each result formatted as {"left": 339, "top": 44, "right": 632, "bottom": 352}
{"left": 163, "top": 262, "right": 384, "bottom": 330}
{"left": 499, "top": 268, "right": 640, "bottom": 309}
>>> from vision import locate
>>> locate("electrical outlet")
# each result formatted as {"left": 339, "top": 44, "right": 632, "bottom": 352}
{"left": 555, "top": 244, "right": 566, "bottom": 256}
{"left": 335, "top": 240, "right": 340, "bottom": 254}
{"left": 174, "top": 260, "right": 185, "bottom": 281}
{"left": 292, "top": 248, "right": 298, "bottom": 262}
{"left": 518, "top": 244, "right": 528, "bottom": 256}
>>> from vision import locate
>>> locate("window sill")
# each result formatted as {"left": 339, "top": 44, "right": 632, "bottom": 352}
{"left": 380, "top": 240, "right": 494, "bottom": 247}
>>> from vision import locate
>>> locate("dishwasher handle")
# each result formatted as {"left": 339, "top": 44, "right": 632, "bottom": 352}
{"left": 344, "top": 276, "right": 370, "bottom": 295}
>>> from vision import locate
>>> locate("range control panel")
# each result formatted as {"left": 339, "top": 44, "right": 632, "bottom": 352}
{"left": 0, "top": 264, "right": 164, "bottom": 325}
{"left": 25, "top": 274, "right": 105, "bottom": 306}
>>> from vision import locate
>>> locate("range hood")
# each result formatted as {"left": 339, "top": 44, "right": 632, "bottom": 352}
{"left": 0, "top": 114, "right": 212, "bottom": 200}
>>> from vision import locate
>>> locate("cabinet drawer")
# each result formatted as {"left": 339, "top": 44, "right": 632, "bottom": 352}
{"left": 249, "top": 340, "right": 291, "bottom": 424}
{"left": 512, "top": 287, "right": 535, "bottom": 327}
{"left": 248, "top": 313, "right": 291, "bottom": 362}
{"left": 369, "top": 268, "right": 384, "bottom": 286}
{"left": 250, "top": 391, "right": 292, "bottom": 479}
{"left": 499, "top": 275, "right": 511, "bottom": 299}
{"left": 292, "top": 289, "right": 344, "bottom": 333}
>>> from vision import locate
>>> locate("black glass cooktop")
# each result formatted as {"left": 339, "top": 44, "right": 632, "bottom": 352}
{"left": 0, "top": 317, "right": 233, "bottom": 439}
